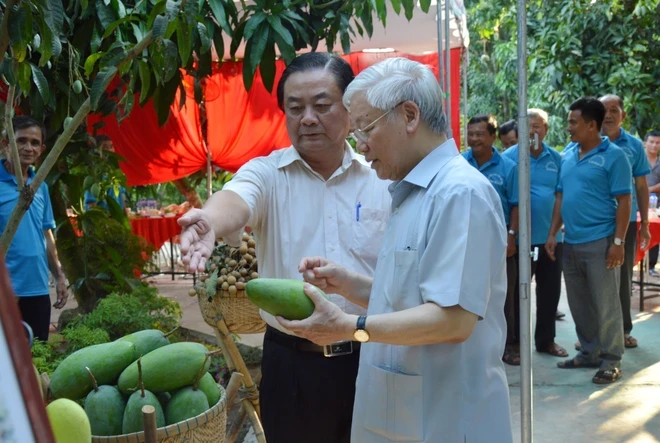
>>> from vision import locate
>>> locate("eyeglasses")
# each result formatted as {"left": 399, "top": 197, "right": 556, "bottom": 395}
{"left": 349, "top": 102, "right": 405, "bottom": 145}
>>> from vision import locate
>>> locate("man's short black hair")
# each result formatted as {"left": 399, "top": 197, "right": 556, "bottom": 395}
{"left": 498, "top": 120, "right": 518, "bottom": 137}
{"left": 468, "top": 114, "right": 498, "bottom": 135}
{"left": 568, "top": 97, "right": 606, "bottom": 131}
{"left": 11, "top": 116, "right": 47, "bottom": 144}
{"left": 276, "top": 52, "right": 355, "bottom": 110}
{"left": 645, "top": 130, "right": 660, "bottom": 141}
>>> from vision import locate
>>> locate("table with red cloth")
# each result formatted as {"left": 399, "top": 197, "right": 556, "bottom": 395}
{"left": 634, "top": 214, "right": 660, "bottom": 311}
{"left": 129, "top": 214, "right": 192, "bottom": 281}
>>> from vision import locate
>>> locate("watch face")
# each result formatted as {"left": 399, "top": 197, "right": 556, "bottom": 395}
{"left": 354, "top": 329, "right": 370, "bottom": 343}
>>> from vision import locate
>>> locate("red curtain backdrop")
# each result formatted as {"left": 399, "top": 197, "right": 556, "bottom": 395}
{"left": 85, "top": 50, "right": 463, "bottom": 186}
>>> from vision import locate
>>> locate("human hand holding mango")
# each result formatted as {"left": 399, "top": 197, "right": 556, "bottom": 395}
{"left": 298, "top": 256, "right": 351, "bottom": 297}
{"left": 276, "top": 283, "right": 355, "bottom": 346}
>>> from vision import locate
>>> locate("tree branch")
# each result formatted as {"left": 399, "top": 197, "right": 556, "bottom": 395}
{"left": 0, "top": 0, "right": 19, "bottom": 68}
{"left": 0, "top": 31, "right": 154, "bottom": 256}
{"left": 4, "top": 85, "right": 24, "bottom": 188}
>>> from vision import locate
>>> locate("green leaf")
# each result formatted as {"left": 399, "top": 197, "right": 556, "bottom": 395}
{"left": 153, "top": 72, "right": 181, "bottom": 125}
{"left": 177, "top": 18, "right": 193, "bottom": 67}
{"left": 138, "top": 60, "right": 151, "bottom": 105}
{"left": 418, "top": 0, "right": 431, "bottom": 13}
{"left": 243, "top": 12, "right": 267, "bottom": 41}
{"left": 242, "top": 39, "right": 254, "bottom": 90}
{"left": 230, "top": 21, "right": 246, "bottom": 58}
{"left": 96, "top": 0, "right": 119, "bottom": 29}
{"left": 152, "top": 15, "right": 169, "bottom": 39}
{"left": 90, "top": 25, "right": 102, "bottom": 53}
{"left": 259, "top": 35, "right": 276, "bottom": 93}
{"left": 99, "top": 45, "right": 128, "bottom": 68}
{"left": 266, "top": 15, "right": 293, "bottom": 48}
{"left": 147, "top": 1, "right": 167, "bottom": 28}
{"left": 339, "top": 28, "right": 351, "bottom": 55}
{"left": 272, "top": 27, "right": 295, "bottom": 64}
{"left": 29, "top": 63, "right": 50, "bottom": 104}
{"left": 213, "top": 27, "right": 225, "bottom": 62}
{"left": 81, "top": 0, "right": 89, "bottom": 14}
{"left": 17, "top": 62, "right": 32, "bottom": 94}
{"left": 165, "top": 0, "right": 180, "bottom": 19}
{"left": 150, "top": 39, "right": 179, "bottom": 83}
{"left": 102, "top": 15, "right": 138, "bottom": 38}
{"left": 110, "top": 0, "right": 127, "bottom": 18}
{"left": 196, "top": 22, "right": 212, "bottom": 54}
{"left": 90, "top": 66, "right": 118, "bottom": 110}
{"left": 8, "top": 4, "right": 33, "bottom": 62}
{"left": 44, "top": 0, "right": 65, "bottom": 35}
{"left": 29, "top": 89, "right": 45, "bottom": 121}
{"left": 359, "top": 7, "right": 374, "bottom": 37}
{"left": 375, "top": 0, "right": 386, "bottom": 23}
{"left": 84, "top": 52, "right": 104, "bottom": 77}
{"left": 208, "top": 0, "right": 232, "bottom": 35}
{"left": 390, "top": 0, "right": 401, "bottom": 14}
{"left": 249, "top": 24, "right": 269, "bottom": 78}
{"left": 401, "top": 0, "right": 414, "bottom": 20}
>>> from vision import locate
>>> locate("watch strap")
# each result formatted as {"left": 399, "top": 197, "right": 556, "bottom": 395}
{"left": 356, "top": 315, "right": 367, "bottom": 331}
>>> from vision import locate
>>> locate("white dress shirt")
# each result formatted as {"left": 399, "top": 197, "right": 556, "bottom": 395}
{"left": 351, "top": 139, "right": 513, "bottom": 443}
{"left": 222, "top": 143, "right": 391, "bottom": 334}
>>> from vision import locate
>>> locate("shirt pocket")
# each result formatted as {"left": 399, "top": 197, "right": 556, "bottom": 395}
{"left": 352, "top": 207, "right": 389, "bottom": 262}
{"left": 387, "top": 249, "right": 420, "bottom": 310}
{"left": 364, "top": 364, "right": 424, "bottom": 442}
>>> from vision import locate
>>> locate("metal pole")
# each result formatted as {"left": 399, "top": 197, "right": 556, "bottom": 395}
{"left": 444, "top": 0, "right": 452, "bottom": 138}
{"left": 516, "top": 0, "right": 533, "bottom": 441}
{"left": 436, "top": 2, "right": 445, "bottom": 97}
{"left": 206, "top": 143, "right": 213, "bottom": 198}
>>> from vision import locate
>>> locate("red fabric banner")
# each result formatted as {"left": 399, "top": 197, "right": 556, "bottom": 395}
{"left": 86, "top": 50, "right": 463, "bottom": 186}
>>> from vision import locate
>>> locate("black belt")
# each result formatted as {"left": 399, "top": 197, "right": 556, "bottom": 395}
{"left": 266, "top": 325, "right": 361, "bottom": 357}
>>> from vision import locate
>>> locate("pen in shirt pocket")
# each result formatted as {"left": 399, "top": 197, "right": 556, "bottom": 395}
{"left": 356, "top": 202, "right": 361, "bottom": 221}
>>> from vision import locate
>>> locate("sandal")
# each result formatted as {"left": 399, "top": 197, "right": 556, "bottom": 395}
{"left": 625, "top": 336, "right": 638, "bottom": 349}
{"left": 538, "top": 342, "right": 568, "bottom": 357}
{"left": 502, "top": 347, "right": 520, "bottom": 366}
{"left": 592, "top": 368, "right": 623, "bottom": 384}
{"left": 574, "top": 341, "right": 581, "bottom": 351}
{"left": 557, "top": 358, "right": 600, "bottom": 369}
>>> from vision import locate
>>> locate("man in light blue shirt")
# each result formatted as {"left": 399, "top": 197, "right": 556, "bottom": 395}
{"left": 0, "top": 116, "right": 69, "bottom": 341}
{"left": 546, "top": 97, "right": 631, "bottom": 385}
{"left": 281, "top": 58, "right": 512, "bottom": 443}
{"left": 599, "top": 94, "right": 650, "bottom": 349}
{"left": 502, "top": 108, "right": 568, "bottom": 359}
{"left": 464, "top": 114, "right": 520, "bottom": 366}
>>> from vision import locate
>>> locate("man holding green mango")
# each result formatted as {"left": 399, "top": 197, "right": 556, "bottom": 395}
{"left": 281, "top": 58, "right": 513, "bottom": 442}
{"left": 179, "top": 53, "right": 391, "bottom": 443}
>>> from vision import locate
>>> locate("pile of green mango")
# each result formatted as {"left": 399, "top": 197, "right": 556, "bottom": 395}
{"left": 48, "top": 329, "right": 224, "bottom": 437}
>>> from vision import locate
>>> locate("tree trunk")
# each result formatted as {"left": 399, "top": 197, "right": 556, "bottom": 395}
{"left": 173, "top": 178, "right": 203, "bottom": 208}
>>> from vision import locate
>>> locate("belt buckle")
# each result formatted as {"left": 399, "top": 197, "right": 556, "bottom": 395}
{"left": 323, "top": 341, "right": 353, "bottom": 357}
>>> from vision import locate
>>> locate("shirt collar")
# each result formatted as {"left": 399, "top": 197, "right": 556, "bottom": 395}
{"left": 466, "top": 147, "right": 500, "bottom": 167}
{"left": 610, "top": 127, "right": 628, "bottom": 144}
{"left": 0, "top": 159, "right": 35, "bottom": 182}
{"left": 570, "top": 137, "right": 611, "bottom": 160}
{"left": 277, "top": 141, "right": 359, "bottom": 171}
{"left": 402, "top": 138, "right": 460, "bottom": 189}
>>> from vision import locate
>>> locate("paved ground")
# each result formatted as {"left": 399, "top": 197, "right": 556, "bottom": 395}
{"left": 50, "top": 272, "right": 660, "bottom": 442}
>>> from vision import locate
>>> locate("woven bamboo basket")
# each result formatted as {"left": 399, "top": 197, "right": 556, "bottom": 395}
{"left": 91, "top": 384, "right": 228, "bottom": 443}
{"left": 198, "top": 288, "right": 266, "bottom": 334}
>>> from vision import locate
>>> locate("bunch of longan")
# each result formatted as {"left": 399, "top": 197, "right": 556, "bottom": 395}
{"left": 190, "top": 233, "right": 259, "bottom": 299}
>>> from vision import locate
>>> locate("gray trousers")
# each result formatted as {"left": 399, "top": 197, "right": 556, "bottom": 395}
{"left": 563, "top": 237, "right": 624, "bottom": 370}
{"left": 620, "top": 221, "right": 637, "bottom": 334}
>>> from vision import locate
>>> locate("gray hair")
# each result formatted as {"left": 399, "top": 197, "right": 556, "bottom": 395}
{"left": 343, "top": 58, "right": 448, "bottom": 135}
{"left": 528, "top": 108, "right": 549, "bottom": 125}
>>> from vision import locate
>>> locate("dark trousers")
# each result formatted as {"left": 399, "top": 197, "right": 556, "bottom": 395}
{"left": 18, "top": 295, "right": 51, "bottom": 342}
{"left": 508, "top": 245, "right": 563, "bottom": 349}
{"left": 504, "top": 255, "right": 519, "bottom": 344}
{"left": 650, "top": 245, "right": 659, "bottom": 270}
{"left": 260, "top": 326, "right": 360, "bottom": 443}
{"left": 620, "top": 221, "right": 637, "bottom": 334}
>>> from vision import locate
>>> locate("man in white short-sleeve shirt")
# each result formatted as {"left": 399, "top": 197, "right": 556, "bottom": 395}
{"left": 178, "top": 52, "right": 390, "bottom": 443}
{"left": 281, "top": 58, "right": 513, "bottom": 442}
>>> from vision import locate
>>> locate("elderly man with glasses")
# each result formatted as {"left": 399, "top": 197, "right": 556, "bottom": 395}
{"left": 178, "top": 52, "right": 391, "bottom": 443}
{"left": 281, "top": 58, "right": 513, "bottom": 443}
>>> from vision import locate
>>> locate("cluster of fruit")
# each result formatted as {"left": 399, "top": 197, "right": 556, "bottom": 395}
{"left": 190, "top": 233, "right": 260, "bottom": 300}
{"left": 45, "top": 329, "right": 223, "bottom": 439}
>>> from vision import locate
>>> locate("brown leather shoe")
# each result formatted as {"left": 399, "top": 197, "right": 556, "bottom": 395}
{"left": 538, "top": 342, "right": 569, "bottom": 357}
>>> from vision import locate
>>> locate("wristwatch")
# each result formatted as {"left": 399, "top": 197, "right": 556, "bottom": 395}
{"left": 353, "top": 315, "right": 370, "bottom": 343}
{"left": 508, "top": 229, "right": 517, "bottom": 237}
{"left": 614, "top": 237, "right": 625, "bottom": 246}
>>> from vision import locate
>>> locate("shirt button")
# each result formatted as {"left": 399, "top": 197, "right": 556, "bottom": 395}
{"left": 329, "top": 246, "right": 335, "bottom": 251}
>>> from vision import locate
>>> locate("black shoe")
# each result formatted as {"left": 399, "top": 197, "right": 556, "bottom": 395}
{"left": 555, "top": 310, "right": 566, "bottom": 320}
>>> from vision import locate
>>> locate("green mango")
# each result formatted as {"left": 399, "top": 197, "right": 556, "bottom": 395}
{"left": 245, "top": 278, "right": 328, "bottom": 320}
{"left": 197, "top": 372, "right": 222, "bottom": 407}
{"left": 157, "top": 392, "right": 172, "bottom": 410}
{"left": 118, "top": 329, "right": 173, "bottom": 357}
{"left": 50, "top": 341, "right": 137, "bottom": 400}
{"left": 85, "top": 385, "right": 125, "bottom": 436}
{"left": 122, "top": 389, "right": 165, "bottom": 434}
{"left": 165, "top": 386, "right": 209, "bottom": 425}
{"left": 117, "top": 342, "right": 211, "bottom": 394}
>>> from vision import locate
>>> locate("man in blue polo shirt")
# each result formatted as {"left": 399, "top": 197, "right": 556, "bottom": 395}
{"left": 0, "top": 116, "right": 69, "bottom": 341}
{"left": 546, "top": 97, "right": 631, "bottom": 384}
{"left": 599, "top": 94, "right": 650, "bottom": 350}
{"left": 464, "top": 114, "right": 520, "bottom": 365}
{"left": 502, "top": 108, "right": 568, "bottom": 359}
